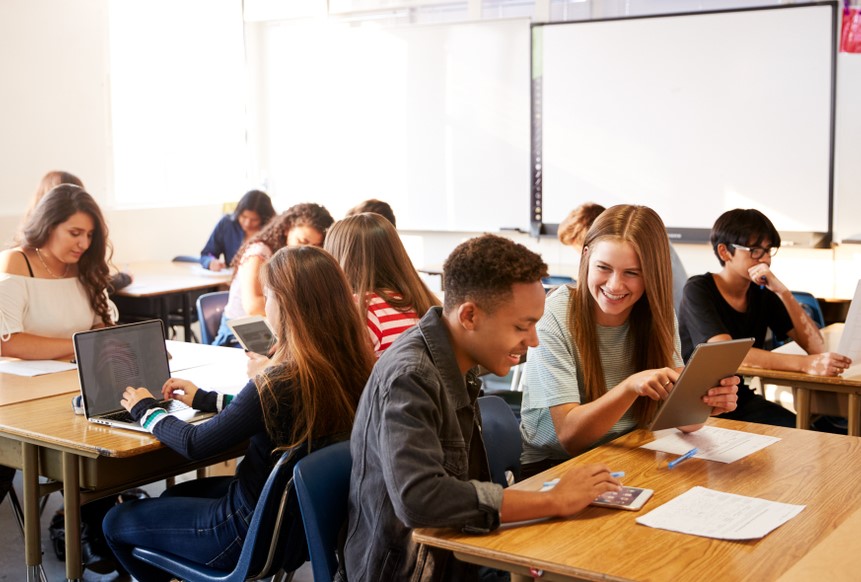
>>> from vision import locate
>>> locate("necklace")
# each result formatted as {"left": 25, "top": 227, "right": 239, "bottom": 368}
{"left": 35, "top": 248, "right": 69, "bottom": 279}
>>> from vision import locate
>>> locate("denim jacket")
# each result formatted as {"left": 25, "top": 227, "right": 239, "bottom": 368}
{"left": 344, "top": 307, "right": 504, "bottom": 582}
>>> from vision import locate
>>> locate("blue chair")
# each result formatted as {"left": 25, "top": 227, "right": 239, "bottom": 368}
{"left": 792, "top": 291, "right": 825, "bottom": 328}
{"left": 131, "top": 450, "right": 308, "bottom": 581}
{"left": 478, "top": 395, "right": 522, "bottom": 487}
{"left": 293, "top": 441, "right": 352, "bottom": 582}
{"left": 541, "top": 275, "right": 574, "bottom": 292}
{"left": 196, "top": 291, "right": 229, "bottom": 345}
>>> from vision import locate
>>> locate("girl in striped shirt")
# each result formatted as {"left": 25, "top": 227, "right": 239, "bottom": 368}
{"left": 325, "top": 212, "right": 440, "bottom": 357}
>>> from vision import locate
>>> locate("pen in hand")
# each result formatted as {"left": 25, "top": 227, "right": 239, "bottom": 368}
{"left": 667, "top": 447, "right": 698, "bottom": 469}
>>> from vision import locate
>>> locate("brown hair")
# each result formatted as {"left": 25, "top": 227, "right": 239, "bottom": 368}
{"left": 346, "top": 199, "right": 396, "bottom": 227}
{"left": 443, "top": 234, "right": 548, "bottom": 314}
{"left": 16, "top": 171, "right": 86, "bottom": 244}
{"left": 569, "top": 204, "right": 676, "bottom": 425}
{"left": 324, "top": 213, "right": 439, "bottom": 323}
{"left": 558, "top": 202, "right": 606, "bottom": 249}
{"left": 257, "top": 246, "right": 375, "bottom": 450}
{"left": 229, "top": 202, "right": 334, "bottom": 271}
{"left": 21, "top": 184, "right": 114, "bottom": 326}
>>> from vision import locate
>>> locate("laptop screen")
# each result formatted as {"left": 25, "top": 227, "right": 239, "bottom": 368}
{"left": 73, "top": 320, "right": 171, "bottom": 417}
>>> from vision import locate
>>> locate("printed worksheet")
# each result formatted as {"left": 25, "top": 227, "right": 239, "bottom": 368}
{"left": 636, "top": 486, "right": 804, "bottom": 540}
{"left": 0, "top": 358, "right": 76, "bottom": 377}
{"left": 641, "top": 426, "right": 779, "bottom": 463}
{"left": 837, "top": 280, "right": 861, "bottom": 362}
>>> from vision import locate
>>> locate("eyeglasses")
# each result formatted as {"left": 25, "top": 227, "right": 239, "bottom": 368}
{"left": 730, "top": 243, "right": 779, "bottom": 260}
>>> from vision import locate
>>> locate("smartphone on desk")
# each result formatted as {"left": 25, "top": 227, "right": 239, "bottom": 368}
{"left": 227, "top": 316, "right": 276, "bottom": 356}
{"left": 591, "top": 487, "right": 654, "bottom": 511}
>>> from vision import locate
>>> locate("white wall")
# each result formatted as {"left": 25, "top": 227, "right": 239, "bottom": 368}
{"left": 0, "top": 1, "right": 857, "bottom": 297}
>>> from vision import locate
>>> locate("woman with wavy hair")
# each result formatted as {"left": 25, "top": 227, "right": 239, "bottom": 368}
{"left": 104, "top": 245, "right": 375, "bottom": 581}
{"left": 518, "top": 205, "right": 739, "bottom": 477}
{"left": 212, "top": 202, "right": 334, "bottom": 346}
{"left": 0, "top": 184, "right": 115, "bottom": 360}
{"left": 324, "top": 212, "right": 439, "bottom": 356}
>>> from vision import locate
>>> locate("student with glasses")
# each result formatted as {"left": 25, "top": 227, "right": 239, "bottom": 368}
{"left": 678, "top": 208, "right": 852, "bottom": 427}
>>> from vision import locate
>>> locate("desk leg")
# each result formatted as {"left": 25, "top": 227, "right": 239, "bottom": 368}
{"left": 795, "top": 388, "right": 811, "bottom": 431}
{"left": 159, "top": 296, "right": 170, "bottom": 339}
{"left": 22, "top": 443, "right": 41, "bottom": 582}
{"left": 182, "top": 293, "right": 193, "bottom": 342}
{"left": 848, "top": 393, "right": 860, "bottom": 437}
{"left": 62, "top": 452, "right": 83, "bottom": 582}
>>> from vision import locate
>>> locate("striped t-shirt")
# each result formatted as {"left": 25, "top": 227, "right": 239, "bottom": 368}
{"left": 365, "top": 292, "right": 420, "bottom": 357}
{"left": 519, "top": 285, "right": 682, "bottom": 464}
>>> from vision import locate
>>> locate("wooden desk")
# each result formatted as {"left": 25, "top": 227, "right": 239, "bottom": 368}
{"left": 113, "top": 261, "right": 231, "bottom": 341}
{"left": 414, "top": 419, "right": 861, "bottom": 581}
{"left": 0, "top": 342, "right": 247, "bottom": 581}
{"left": 739, "top": 323, "right": 861, "bottom": 436}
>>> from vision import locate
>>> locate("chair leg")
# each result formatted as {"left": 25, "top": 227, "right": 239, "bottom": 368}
{"left": 273, "top": 569, "right": 295, "bottom": 582}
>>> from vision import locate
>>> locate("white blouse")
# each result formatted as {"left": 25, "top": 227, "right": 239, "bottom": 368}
{"left": 0, "top": 273, "right": 107, "bottom": 342}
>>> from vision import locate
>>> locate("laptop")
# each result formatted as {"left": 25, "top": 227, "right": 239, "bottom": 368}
{"left": 649, "top": 337, "right": 755, "bottom": 431}
{"left": 73, "top": 320, "right": 214, "bottom": 432}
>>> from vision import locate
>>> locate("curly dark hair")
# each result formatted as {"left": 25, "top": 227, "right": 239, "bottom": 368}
{"left": 21, "top": 184, "right": 113, "bottom": 326}
{"left": 230, "top": 202, "right": 334, "bottom": 270}
{"left": 443, "top": 234, "right": 547, "bottom": 313}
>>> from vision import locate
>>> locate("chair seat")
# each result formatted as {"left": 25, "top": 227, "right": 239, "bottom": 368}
{"left": 132, "top": 547, "right": 234, "bottom": 582}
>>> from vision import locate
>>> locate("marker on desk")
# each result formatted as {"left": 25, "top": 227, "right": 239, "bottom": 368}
{"left": 667, "top": 447, "right": 698, "bottom": 469}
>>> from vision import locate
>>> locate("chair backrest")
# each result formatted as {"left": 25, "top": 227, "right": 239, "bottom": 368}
{"left": 478, "top": 395, "right": 522, "bottom": 487}
{"left": 792, "top": 291, "right": 825, "bottom": 328}
{"left": 172, "top": 254, "right": 201, "bottom": 263}
{"left": 541, "top": 275, "right": 575, "bottom": 293}
{"left": 196, "top": 291, "right": 229, "bottom": 345}
{"left": 293, "top": 441, "right": 352, "bottom": 582}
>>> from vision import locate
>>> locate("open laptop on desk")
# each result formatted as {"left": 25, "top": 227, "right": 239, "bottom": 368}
{"left": 73, "top": 320, "right": 214, "bottom": 432}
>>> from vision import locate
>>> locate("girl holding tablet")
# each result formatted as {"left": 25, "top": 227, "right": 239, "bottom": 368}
{"left": 324, "top": 212, "right": 440, "bottom": 356}
{"left": 213, "top": 202, "right": 333, "bottom": 346}
{"left": 104, "top": 246, "right": 375, "bottom": 581}
{"left": 519, "top": 205, "right": 739, "bottom": 477}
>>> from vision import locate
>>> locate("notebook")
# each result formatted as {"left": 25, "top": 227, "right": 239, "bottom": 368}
{"left": 649, "top": 337, "right": 754, "bottom": 431}
{"left": 73, "top": 320, "right": 214, "bottom": 432}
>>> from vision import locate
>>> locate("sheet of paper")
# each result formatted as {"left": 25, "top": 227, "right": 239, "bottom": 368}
{"left": 641, "top": 426, "right": 779, "bottom": 463}
{"left": 0, "top": 358, "right": 76, "bottom": 377}
{"left": 838, "top": 280, "right": 861, "bottom": 361}
{"left": 636, "top": 486, "right": 804, "bottom": 540}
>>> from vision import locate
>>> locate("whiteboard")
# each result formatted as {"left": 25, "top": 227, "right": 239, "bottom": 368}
{"left": 262, "top": 18, "right": 531, "bottom": 231}
{"left": 534, "top": 4, "right": 836, "bottom": 245}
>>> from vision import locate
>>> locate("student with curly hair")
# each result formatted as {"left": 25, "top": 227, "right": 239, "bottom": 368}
{"left": 212, "top": 202, "right": 334, "bottom": 346}
{"left": 519, "top": 205, "right": 739, "bottom": 478}
{"left": 104, "top": 246, "right": 375, "bottom": 581}
{"left": 324, "top": 212, "right": 439, "bottom": 356}
{"left": 345, "top": 234, "right": 624, "bottom": 582}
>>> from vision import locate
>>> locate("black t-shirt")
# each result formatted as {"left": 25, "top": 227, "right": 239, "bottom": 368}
{"left": 679, "top": 273, "right": 793, "bottom": 362}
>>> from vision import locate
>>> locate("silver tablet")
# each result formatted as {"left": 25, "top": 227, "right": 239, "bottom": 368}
{"left": 649, "top": 337, "right": 754, "bottom": 431}
{"left": 227, "top": 315, "right": 276, "bottom": 355}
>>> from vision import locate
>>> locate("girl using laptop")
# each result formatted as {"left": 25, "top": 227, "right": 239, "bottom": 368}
{"left": 518, "top": 205, "right": 739, "bottom": 478}
{"left": 324, "top": 212, "right": 440, "bottom": 357}
{"left": 103, "top": 246, "right": 375, "bottom": 581}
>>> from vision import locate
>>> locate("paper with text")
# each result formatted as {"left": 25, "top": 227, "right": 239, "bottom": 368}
{"left": 0, "top": 358, "right": 76, "bottom": 377}
{"left": 636, "top": 486, "right": 804, "bottom": 539}
{"left": 642, "top": 426, "right": 779, "bottom": 463}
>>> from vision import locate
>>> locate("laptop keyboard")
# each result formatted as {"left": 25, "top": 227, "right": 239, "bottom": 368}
{"left": 100, "top": 399, "right": 190, "bottom": 423}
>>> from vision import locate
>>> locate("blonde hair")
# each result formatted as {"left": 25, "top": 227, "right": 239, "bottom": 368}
{"left": 568, "top": 204, "right": 676, "bottom": 425}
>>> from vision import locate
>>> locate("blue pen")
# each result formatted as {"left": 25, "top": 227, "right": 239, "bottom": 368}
{"left": 668, "top": 447, "right": 698, "bottom": 469}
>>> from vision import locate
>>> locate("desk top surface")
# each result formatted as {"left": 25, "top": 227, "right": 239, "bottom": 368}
{"left": 0, "top": 342, "right": 248, "bottom": 457}
{"left": 115, "top": 261, "right": 231, "bottom": 297}
{"left": 414, "top": 418, "right": 861, "bottom": 581}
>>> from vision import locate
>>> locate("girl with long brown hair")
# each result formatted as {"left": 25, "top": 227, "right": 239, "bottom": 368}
{"left": 0, "top": 184, "right": 115, "bottom": 360}
{"left": 104, "top": 245, "right": 375, "bottom": 581}
{"left": 324, "top": 212, "right": 440, "bottom": 356}
{"left": 518, "top": 205, "right": 739, "bottom": 477}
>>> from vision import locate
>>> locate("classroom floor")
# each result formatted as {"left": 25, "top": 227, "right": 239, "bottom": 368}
{"left": 0, "top": 471, "right": 314, "bottom": 581}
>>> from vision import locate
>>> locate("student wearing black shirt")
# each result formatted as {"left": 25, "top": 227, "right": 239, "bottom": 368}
{"left": 679, "top": 208, "right": 852, "bottom": 427}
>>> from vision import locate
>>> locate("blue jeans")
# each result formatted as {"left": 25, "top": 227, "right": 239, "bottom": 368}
{"left": 103, "top": 477, "right": 252, "bottom": 581}
{"left": 212, "top": 314, "right": 240, "bottom": 347}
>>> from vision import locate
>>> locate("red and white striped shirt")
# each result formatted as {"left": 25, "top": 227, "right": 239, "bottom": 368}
{"left": 365, "top": 292, "right": 420, "bottom": 357}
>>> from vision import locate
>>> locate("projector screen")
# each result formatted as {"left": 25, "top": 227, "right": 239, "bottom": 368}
{"left": 532, "top": 3, "right": 836, "bottom": 246}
